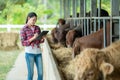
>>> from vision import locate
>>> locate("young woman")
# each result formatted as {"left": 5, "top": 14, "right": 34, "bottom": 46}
{"left": 20, "top": 12, "right": 44, "bottom": 80}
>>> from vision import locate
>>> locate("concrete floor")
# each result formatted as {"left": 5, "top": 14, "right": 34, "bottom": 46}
{"left": 6, "top": 51, "right": 38, "bottom": 80}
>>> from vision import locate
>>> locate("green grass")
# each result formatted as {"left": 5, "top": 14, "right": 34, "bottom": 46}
{"left": 0, "top": 50, "right": 22, "bottom": 80}
{"left": 0, "top": 28, "right": 7, "bottom": 32}
{"left": 0, "top": 28, "right": 21, "bottom": 32}
{"left": 11, "top": 28, "right": 21, "bottom": 31}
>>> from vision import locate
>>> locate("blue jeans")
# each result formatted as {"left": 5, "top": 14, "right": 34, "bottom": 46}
{"left": 25, "top": 53, "right": 43, "bottom": 80}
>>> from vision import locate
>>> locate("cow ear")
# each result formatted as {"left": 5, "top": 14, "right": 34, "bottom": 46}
{"left": 100, "top": 61, "right": 114, "bottom": 75}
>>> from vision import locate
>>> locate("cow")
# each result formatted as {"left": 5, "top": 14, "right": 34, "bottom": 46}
{"left": 66, "top": 24, "right": 83, "bottom": 47}
{"left": 51, "top": 18, "right": 67, "bottom": 43}
{"left": 72, "top": 21, "right": 111, "bottom": 58}
{"left": 51, "top": 23, "right": 70, "bottom": 45}
{"left": 51, "top": 17, "right": 76, "bottom": 45}
{"left": 74, "top": 40, "right": 120, "bottom": 80}
{"left": 51, "top": 28, "right": 58, "bottom": 43}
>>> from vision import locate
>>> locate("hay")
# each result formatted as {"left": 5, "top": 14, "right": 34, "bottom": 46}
{"left": 48, "top": 35, "right": 76, "bottom": 80}
{"left": 61, "top": 54, "right": 81, "bottom": 80}
{"left": 52, "top": 47, "right": 72, "bottom": 66}
{"left": 47, "top": 35, "right": 65, "bottom": 49}
{"left": 0, "top": 32, "right": 19, "bottom": 50}
{"left": 47, "top": 35, "right": 120, "bottom": 80}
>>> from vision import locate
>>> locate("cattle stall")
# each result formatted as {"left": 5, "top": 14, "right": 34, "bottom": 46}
{"left": 60, "top": 0, "right": 120, "bottom": 47}
{"left": 42, "top": 0, "right": 120, "bottom": 80}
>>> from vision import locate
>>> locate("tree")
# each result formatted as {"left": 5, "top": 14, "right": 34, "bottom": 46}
{"left": 0, "top": 0, "right": 7, "bottom": 11}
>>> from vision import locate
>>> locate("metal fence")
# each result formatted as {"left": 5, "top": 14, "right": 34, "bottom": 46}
{"left": 67, "top": 16, "right": 120, "bottom": 47}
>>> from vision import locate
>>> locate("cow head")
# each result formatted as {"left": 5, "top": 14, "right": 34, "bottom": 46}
{"left": 58, "top": 18, "right": 66, "bottom": 25}
{"left": 72, "top": 38, "right": 81, "bottom": 58}
{"left": 74, "top": 48, "right": 114, "bottom": 80}
{"left": 66, "top": 30, "right": 77, "bottom": 48}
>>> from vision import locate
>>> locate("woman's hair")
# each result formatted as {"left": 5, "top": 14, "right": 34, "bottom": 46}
{"left": 26, "top": 12, "right": 37, "bottom": 23}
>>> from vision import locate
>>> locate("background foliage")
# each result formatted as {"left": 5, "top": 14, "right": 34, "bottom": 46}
{"left": 0, "top": 0, "right": 60, "bottom": 24}
{"left": 0, "top": 0, "right": 111, "bottom": 24}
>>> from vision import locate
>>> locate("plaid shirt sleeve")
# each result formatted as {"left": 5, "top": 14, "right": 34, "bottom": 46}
{"left": 20, "top": 28, "right": 31, "bottom": 46}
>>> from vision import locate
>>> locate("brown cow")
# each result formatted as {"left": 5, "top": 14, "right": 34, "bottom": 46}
{"left": 51, "top": 28, "right": 58, "bottom": 43}
{"left": 51, "top": 17, "right": 77, "bottom": 45}
{"left": 74, "top": 40, "right": 120, "bottom": 80}
{"left": 51, "top": 23, "right": 70, "bottom": 45}
{"left": 66, "top": 29, "right": 83, "bottom": 48}
{"left": 51, "top": 18, "right": 66, "bottom": 43}
{"left": 72, "top": 21, "right": 111, "bottom": 58}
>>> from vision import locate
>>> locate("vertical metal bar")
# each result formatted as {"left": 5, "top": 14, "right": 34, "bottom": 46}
{"left": 112, "top": 0, "right": 119, "bottom": 16}
{"left": 90, "top": 0, "right": 97, "bottom": 34}
{"left": 90, "top": 0, "right": 92, "bottom": 34}
{"left": 81, "top": 19, "right": 84, "bottom": 36}
{"left": 119, "top": 19, "right": 120, "bottom": 39}
{"left": 110, "top": 0, "right": 113, "bottom": 43}
{"left": 76, "top": 0, "right": 79, "bottom": 25}
{"left": 84, "top": 19, "right": 86, "bottom": 35}
{"left": 69, "top": 0, "right": 72, "bottom": 16}
{"left": 111, "top": 0, "right": 112, "bottom": 16}
{"left": 73, "top": 0, "right": 76, "bottom": 26}
{"left": 98, "top": 0, "right": 101, "bottom": 17}
{"left": 80, "top": 0, "right": 84, "bottom": 17}
{"left": 80, "top": 0, "right": 84, "bottom": 35}
{"left": 84, "top": 0, "right": 86, "bottom": 17}
{"left": 65, "top": 0, "right": 68, "bottom": 18}
{"left": 110, "top": 17, "right": 113, "bottom": 43}
{"left": 76, "top": 0, "right": 78, "bottom": 15}
{"left": 94, "top": 19, "right": 96, "bottom": 32}
{"left": 84, "top": 0, "right": 86, "bottom": 35}
{"left": 78, "top": 0, "right": 80, "bottom": 25}
{"left": 98, "top": 0, "right": 101, "bottom": 30}
{"left": 91, "top": 0, "right": 97, "bottom": 16}
{"left": 112, "top": 0, "right": 119, "bottom": 42}
{"left": 103, "top": 19, "right": 107, "bottom": 48}
{"left": 68, "top": 0, "right": 70, "bottom": 17}
{"left": 66, "top": 0, "right": 70, "bottom": 18}
{"left": 63, "top": 0, "right": 66, "bottom": 18}
{"left": 87, "top": 18, "right": 89, "bottom": 35}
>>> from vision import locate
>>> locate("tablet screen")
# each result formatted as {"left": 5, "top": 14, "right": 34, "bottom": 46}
{"left": 36, "top": 30, "right": 49, "bottom": 40}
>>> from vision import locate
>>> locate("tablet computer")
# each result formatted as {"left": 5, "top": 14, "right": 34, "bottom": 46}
{"left": 36, "top": 30, "right": 49, "bottom": 40}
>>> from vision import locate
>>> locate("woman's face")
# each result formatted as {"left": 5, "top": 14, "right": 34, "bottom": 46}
{"left": 27, "top": 16, "right": 37, "bottom": 26}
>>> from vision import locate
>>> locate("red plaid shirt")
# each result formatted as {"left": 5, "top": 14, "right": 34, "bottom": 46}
{"left": 20, "top": 25, "right": 44, "bottom": 47}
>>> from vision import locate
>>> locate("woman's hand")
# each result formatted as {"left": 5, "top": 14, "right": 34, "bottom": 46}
{"left": 29, "top": 33, "right": 38, "bottom": 42}
{"left": 33, "top": 33, "right": 38, "bottom": 39}
{"left": 40, "top": 36, "right": 46, "bottom": 43}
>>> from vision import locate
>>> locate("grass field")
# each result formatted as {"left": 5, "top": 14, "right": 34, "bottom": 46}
{"left": 0, "top": 28, "right": 21, "bottom": 32}
{"left": 0, "top": 49, "right": 23, "bottom": 80}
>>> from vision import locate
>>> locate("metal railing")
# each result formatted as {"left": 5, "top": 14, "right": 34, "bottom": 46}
{"left": 66, "top": 16, "right": 120, "bottom": 47}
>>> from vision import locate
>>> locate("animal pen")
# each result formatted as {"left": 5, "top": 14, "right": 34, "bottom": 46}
{"left": 60, "top": 0, "right": 120, "bottom": 47}
{"left": 42, "top": 0, "right": 120, "bottom": 80}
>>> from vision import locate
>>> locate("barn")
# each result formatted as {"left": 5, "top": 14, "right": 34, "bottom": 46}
{"left": 44, "top": 0, "right": 120, "bottom": 80}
